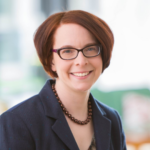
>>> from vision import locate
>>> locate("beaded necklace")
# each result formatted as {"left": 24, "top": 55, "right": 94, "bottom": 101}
{"left": 52, "top": 84, "right": 92, "bottom": 125}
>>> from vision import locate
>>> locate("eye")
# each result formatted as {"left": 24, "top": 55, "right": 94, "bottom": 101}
{"left": 85, "top": 46, "right": 96, "bottom": 52}
{"left": 87, "top": 47, "right": 95, "bottom": 51}
{"left": 62, "top": 49, "right": 73, "bottom": 54}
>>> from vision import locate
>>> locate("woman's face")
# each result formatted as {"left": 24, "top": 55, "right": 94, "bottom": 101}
{"left": 52, "top": 23, "right": 103, "bottom": 92}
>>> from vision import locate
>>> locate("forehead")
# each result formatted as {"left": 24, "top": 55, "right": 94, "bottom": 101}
{"left": 53, "top": 23, "right": 97, "bottom": 48}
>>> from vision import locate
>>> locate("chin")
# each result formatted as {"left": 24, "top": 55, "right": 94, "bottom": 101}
{"left": 73, "top": 83, "right": 92, "bottom": 92}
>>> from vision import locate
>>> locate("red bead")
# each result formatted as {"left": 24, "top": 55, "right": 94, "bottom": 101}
{"left": 68, "top": 114, "right": 71, "bottom": 118}
{"left": 88, "top": 105, "right": 92, "bottom": 108}
{"left": 89, "top": 113, "right": 92, "bottom": 116}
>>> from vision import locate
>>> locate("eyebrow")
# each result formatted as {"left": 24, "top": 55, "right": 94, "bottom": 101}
{"left": 59, "top": 42, "right": 98, "bottom": 49}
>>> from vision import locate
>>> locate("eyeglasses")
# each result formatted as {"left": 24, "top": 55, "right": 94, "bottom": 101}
{"left": 52, "top": 45, "right": 101, "bottom": 60}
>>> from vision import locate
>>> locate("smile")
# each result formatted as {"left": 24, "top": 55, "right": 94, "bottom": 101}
{"left": 71, "top": 71, "right": 92, "bottom": 77}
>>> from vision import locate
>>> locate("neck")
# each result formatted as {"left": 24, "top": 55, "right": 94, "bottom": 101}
{"left": 54, "top": 79, "right": 90, "bottom": 120}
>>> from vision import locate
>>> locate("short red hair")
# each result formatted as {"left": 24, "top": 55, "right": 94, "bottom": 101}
{"left": 34, "top": 10, "right": 114, "bottom": 78}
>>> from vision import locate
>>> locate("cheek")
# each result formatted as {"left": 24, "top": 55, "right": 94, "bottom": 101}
{"left": 55, "top": 60, "right": 72, "bottom": 75}
{"left": 94, "top": 57, "right": 103, "bottom": 70}
{"left": 52, "top": 54, "right": 64, "bottom": 72}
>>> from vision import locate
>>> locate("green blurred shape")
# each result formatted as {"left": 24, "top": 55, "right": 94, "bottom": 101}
{"left": 91, "top": 88, "right": 150, "bottom": 118}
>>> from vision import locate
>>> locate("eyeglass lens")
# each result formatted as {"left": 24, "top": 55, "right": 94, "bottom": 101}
{"left": 60, "top": 45, "right": 100, "bottom": 59}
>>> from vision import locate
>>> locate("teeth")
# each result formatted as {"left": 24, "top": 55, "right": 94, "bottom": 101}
{"left": 72, "top": 72, "right": 90, "bottom": 77}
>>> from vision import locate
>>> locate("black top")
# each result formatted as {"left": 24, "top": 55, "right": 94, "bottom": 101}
{"left": 0, "top": 79, "right": 127, "bottom": 150}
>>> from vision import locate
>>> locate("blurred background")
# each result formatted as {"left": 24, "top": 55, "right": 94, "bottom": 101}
{"left": 0, "top": 0, "right": 150, "bottom": 149}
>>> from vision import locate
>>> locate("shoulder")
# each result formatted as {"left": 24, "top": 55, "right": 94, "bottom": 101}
{"left": 0, "top": 94, "right": 45, "bottom": 139}
{"left": 94, "top": 98, "right": 120, "bottom": 119}
{"left": 0, "top": 79, "right": 55, "bottom": 123}
{"left": 93, "top": 98, "right": 124, "bottom": 132}
{"left": 94, "top": 98, "right": 127, "bottom": 149}
{"left": 2, "top": 94, "right": 40, "bottom": 113}
{"left": 0, "top": 94, "right": 43, "bottom": 123}
{"left": 93, "top": 98, "right": 127, "bottom": 149}
{"left": 0, "top": 96, "right": 38, "bottom": 149}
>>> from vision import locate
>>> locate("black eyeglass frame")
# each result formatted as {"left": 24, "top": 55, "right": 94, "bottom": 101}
{"left": 52, "top": 44, "right": 102, "bottom": 60}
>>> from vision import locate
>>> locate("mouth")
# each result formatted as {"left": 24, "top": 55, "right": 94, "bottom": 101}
{"left": 71, "top": 71, "right": 93, "bottom": 77}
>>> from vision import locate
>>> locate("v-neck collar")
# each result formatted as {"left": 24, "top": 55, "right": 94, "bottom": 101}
{"left": 39, "top": 79, "right": 111, "bottom": 150}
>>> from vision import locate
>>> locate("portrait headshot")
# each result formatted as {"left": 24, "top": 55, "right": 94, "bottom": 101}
{"left": 0, "top": 9, "right": 127, "bottom": 150}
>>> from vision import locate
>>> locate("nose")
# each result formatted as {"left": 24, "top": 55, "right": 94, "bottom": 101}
{"left": 74, "top": 51, "right": 88, "bottom": 66}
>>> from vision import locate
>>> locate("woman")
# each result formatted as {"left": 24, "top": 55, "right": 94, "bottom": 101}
{"left": 0, "top": 10, "right": 127, "bottom": 150}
